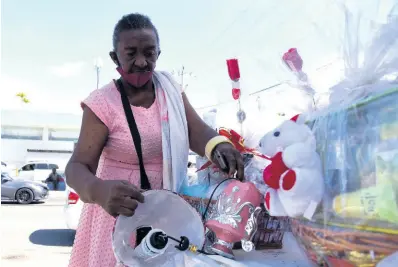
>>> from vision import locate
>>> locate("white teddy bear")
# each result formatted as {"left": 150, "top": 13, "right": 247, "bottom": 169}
{"left": 258, "top": 114, "right": 324, "bottom": 218}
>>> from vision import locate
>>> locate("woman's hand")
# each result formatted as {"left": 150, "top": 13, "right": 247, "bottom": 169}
{"left": 91, "top": 179, "right": 145, "bottom": 217}
{"left": 212, "top": 143, "right": 244, "bottom": 180}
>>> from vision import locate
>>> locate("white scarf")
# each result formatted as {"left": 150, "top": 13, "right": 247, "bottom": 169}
{"left": 153, "top": 71, "right": 189, "bottom": 193}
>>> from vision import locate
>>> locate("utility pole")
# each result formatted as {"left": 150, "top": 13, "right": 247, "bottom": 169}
{"left": 94, "top": 57, "right": 103, "bottom": 90}
{"left": 171, "top": 65, "right": 195, "bottom": 91}
{"left": 256, "top": 96, "right": 262, "bottom": 111}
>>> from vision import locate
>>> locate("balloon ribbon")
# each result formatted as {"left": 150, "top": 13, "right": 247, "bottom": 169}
{"left": 197, "top": 127, "right": 270, "bottom": 172}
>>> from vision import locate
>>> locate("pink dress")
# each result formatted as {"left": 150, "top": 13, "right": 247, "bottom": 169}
{"left": 69, "top": 81, "right": 163, "bottom": 267}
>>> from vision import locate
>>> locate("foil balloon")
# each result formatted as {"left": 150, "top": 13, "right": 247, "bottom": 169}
{"left": 205, "top": 180, "right": 263, "bottom": 259}
{"left": 112, "top": 190, "right": 211, "bottom": 267}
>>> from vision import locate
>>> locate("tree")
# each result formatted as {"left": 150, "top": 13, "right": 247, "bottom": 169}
{"left": 16, "top": 92, "right": 30, "bottom": 103}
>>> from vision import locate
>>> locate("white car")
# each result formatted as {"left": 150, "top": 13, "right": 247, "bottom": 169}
{"left": 16, "top": 161, "right": 60, "bottom": 182}
{"left": 64, "top": 186, "right": 83, "bottom": 230}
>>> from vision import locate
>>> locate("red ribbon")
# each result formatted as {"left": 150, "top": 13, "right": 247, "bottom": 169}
{"left": 197, "top": 128, "right": 270, "bottom": 172}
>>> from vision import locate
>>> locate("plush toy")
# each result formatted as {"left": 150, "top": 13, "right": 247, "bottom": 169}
{"left": 258, "top": 114, "right": 324, "bottom": 218}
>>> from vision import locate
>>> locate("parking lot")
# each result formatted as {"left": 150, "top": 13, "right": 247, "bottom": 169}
{"left": 1, "top": 191, "right": 74, "bottom": 267}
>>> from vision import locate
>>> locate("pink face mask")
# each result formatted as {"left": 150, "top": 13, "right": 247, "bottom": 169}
{"left": 116, "top": 67, "right": 153, "bottom": 88}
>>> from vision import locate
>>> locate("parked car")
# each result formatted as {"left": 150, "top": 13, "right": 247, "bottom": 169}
{"left": 17, "top": 161, "right": 60, "bottom": 182}
{"left": 1, "top": 172, "right": 49, "bottom": 204}
{"left": 64, "top": 184, "right": 83, "bottom": 230}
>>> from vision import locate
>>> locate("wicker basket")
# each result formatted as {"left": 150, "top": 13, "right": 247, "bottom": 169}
{"left": 291, "top": 219, "right": 398, "bottom": 267}
{"left": 180, "top": 194, "right": 288, "bottom": 250}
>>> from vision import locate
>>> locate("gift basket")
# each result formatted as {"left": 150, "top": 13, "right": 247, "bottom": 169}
{"left": 285, "top": 3, "right": 398, "bottom": 267}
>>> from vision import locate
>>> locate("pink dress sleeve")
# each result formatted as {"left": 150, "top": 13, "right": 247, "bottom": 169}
{"left": 81, "top": 89, "right": 113, "bottom": 130}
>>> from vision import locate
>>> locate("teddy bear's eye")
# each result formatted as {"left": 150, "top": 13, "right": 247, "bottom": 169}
{"left": 259, "top": 142, "right": 262, "bottom": 147}
{"left": 273, "top": 131, "right": 280, "bottom": 137}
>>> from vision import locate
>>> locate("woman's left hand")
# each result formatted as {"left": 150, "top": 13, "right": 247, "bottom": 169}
{"left": 212, "top": 143, "right": 244, "bottom": 180}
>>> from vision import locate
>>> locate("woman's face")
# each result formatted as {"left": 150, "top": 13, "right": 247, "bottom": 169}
{"left": 110, "top": 28, "right": 159, "bottom": 73}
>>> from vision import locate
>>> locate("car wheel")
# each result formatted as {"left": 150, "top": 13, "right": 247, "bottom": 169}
{"left": 16, "top": 188, "right": 34, "bottom": 204}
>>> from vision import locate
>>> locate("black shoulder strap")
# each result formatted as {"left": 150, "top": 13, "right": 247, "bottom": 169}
{"left": 116, "top": 79, "right": 151, "bottom": 190}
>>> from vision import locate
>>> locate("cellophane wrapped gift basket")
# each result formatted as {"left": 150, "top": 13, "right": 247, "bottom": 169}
{"left": 288, "top": 4, "right": 398, "bottom": 267}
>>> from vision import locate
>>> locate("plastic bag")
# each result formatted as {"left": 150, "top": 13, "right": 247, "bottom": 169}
{"left": 180, "top": 155, "right": 211, "bottom": 198}
{"left": 179, "top": 109, "right": 226, "bottom": 199}
{"left": 112, "top": 190, "right": 227, "bottom": 267}
{"left": 180, "top": 154, "right": 228, "bottom": 200}
{"left": 291, "top": 3, "right": 398, "bottom": 267}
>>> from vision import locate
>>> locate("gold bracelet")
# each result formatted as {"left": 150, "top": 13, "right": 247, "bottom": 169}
{"left": 205, "top": 136, "right": 232, "bottom": 161}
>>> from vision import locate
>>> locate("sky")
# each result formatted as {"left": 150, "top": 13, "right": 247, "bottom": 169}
{"left": 1, "top": 0, "right": 397, "bottom": 132}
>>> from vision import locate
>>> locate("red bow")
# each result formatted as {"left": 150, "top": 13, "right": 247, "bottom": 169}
{"left": 197, "top": 128, "right": 270, "bottom": 172}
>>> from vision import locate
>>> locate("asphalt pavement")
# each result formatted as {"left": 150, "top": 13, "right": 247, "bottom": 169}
{"left": 1, "top": 191, "right": 74, "bottom": 267}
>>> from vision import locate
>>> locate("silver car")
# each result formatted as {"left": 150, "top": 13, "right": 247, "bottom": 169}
{"left": 1, "top": 172, "right": 49, "bottom": 204}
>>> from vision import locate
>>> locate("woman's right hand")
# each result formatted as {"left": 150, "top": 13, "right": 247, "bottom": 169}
{"left": 92, "top": 180, "right": 145, "bottom": 217}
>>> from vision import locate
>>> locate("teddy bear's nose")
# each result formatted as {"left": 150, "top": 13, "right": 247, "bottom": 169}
{"left": 274, "top": 131, "right": 280, "bottom": 137}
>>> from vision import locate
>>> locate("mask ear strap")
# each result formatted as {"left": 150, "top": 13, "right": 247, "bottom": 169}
{"left": 110, "top": 51, "right": 121, "bottom": 66}
{"left": 115, "top": 57, "right": 121, "bottom": 67}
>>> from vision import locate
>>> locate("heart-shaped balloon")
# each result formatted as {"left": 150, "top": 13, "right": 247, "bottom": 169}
{"left": 232, "top": 88, "right": 241, "bottom": 100}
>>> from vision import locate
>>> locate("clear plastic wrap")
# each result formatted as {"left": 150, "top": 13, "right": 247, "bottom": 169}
{"left": 180, "top": 154, "right": 228, "bottom": 201}
{"left": 243, "top": 153, "right": 270, "bottom": 196}
{"left": 281, "top": 48, "right": 317, "bottom": 113}
{"left": 291, "top": 2, "right": 398, "bottom": 267}
{"left": 179, "top": 108, "right": 227, "bottom": 200}
{"left": 180, "top": 156, "right": 211, "bottom": 199}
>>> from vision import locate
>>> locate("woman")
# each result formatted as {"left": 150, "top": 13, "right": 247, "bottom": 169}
{"left": 66, "top": 13, "right": 244, "bottom": 267}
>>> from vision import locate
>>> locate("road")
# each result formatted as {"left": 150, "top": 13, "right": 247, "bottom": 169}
{"left": 1, "top": 191, "right": 74, "bottom": 267}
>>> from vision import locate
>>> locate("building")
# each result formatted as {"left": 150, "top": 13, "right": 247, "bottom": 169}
{"left": 1, "top": 109, "right": 82, "bottom": 169}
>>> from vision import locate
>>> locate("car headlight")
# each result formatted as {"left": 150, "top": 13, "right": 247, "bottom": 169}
{"left": 32, "top": 184, "right": 47, "bottom": 191}
{"left": 42, "top": 184, "right": 49, "bottom": 190}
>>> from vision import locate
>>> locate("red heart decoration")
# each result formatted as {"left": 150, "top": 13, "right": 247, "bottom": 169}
{"left": 262, "top": 152, "right": 289, "bottom": 190}
{"left": 263, "top": 165, "right": 279, "bottom": 189}
{"left": 232, "top": 88, "right": 241, "bottom": 100}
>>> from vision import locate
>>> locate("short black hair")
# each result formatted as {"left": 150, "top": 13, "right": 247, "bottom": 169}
{"left": 112, "top": 13, "right": 160, "bottom": 51}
